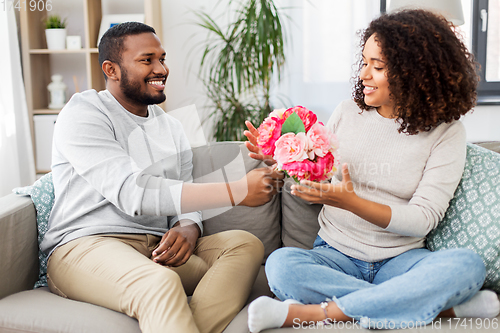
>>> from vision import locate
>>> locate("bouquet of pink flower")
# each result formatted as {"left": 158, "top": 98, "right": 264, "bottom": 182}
{"left": 256, "top": 106, "right": 339, "bottom": 182}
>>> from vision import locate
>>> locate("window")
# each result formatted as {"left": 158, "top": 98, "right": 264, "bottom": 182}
{"left": 472, "top": 0, "right": 500, "bottom": 103}
{"left": 382, "top": 0, "right": 500, "bottom": 104}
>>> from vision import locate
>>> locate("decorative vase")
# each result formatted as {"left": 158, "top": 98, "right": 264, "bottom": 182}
{"left": 45, "top": 29, "right": 67, "bottom": 50}
{"left": 48, "top": 75, "right": 67, "bottom": 109}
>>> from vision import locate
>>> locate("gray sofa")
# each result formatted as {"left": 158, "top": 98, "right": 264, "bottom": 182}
{"left": 1, "top": 141, "right": 499, "bottom": 333}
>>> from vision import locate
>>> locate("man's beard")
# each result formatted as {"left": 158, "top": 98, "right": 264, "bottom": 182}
{"left": 119, "top": 66, "right": 166, "bottom": 105}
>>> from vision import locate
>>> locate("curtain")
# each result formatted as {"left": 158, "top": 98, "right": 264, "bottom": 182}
{"left": 0, "top": 10, "right": 36, "bottom": 196}
{"left": 275, "top": 0, "right": 380, "bottom": 124}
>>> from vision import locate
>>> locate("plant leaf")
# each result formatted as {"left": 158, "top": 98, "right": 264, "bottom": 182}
{"left": 281, "top": 112, "right": 305, "bottom": 135}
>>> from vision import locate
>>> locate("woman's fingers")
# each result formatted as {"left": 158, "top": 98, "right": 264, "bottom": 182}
{"left": 292, "top": 183, "right": 320, "bottom": 196}
{"left": 245, "top": 120, "right": 259, "bottom": 136}
{"left": 290, "top": 186, "right": 321, "bottom": 203}
{"left": 244, "top": 140, "right": 261, "bottom": 154}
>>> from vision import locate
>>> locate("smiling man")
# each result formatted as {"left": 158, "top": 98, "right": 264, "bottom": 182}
{"left": 41, "top": 22, "right": 283, "bottom": 333}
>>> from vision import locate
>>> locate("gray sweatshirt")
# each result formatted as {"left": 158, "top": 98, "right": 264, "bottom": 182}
{"left": 319, "top": 99, "right": 466, "bottom": 262}
{"left": 41, "top": 90, "right": 202, "bottom": 256}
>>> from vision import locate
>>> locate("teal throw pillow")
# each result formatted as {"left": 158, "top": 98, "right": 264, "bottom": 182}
{"left": 426, "top": 143, "right": 500, "bottom": 292}
{"left": 13, "top": 172, "right": 54, "bottom": 288}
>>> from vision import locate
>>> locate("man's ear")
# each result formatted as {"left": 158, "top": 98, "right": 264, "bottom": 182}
{"left": 102, "top": 60, "right": 120, "bottom": 81}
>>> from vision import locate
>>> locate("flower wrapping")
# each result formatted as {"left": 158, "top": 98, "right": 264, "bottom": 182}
{"left": 256, "top": 106, "right": 339, "bottom": 182}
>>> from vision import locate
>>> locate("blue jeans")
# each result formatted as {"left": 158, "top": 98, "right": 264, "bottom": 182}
{"left": 265, "top": 236, "right": 486, "bottom": 329}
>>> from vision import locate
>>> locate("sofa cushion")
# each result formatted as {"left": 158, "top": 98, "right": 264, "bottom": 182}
{"left": 192, "top": 142, "right": 281, "bottom": 261}
{"left": 12, "top": 173, "right": 54, "bottom": 288}
{"left": 281, "top": 178, "right": 323, "bottom": 249}
{"left": 426, "top": 143, "right": 500, "bottom": 292}
{"left": 0, "top": 270, "right": 270, "bottom": 333}
{"left": 0, "top": 287, "right": 141, "bottom": 333}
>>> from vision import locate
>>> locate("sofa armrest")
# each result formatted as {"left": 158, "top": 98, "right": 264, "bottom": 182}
{"left": 0, "top": 193, "right": 38, "bottom": 300}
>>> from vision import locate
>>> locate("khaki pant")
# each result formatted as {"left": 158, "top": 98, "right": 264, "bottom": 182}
{"left": 47, "top": 230, "right": 264, "bottom": 333}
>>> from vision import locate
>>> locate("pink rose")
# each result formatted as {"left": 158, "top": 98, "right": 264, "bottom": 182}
{"left": 284, "top": 106, "right": 317, "bottom": 132}
{"left": 283, "top": 159, "right": 315, "bottom": 180}
{"left": 257, "top": 117, "right": 283, "bottom": 156}
{"left": 269, "top": 108, "right": 287, "bottom": 120}
{"left": 307, "top": 123, "right": 338, "bottom": 158}
{"left": 274, "top": 132, "right": 309, "bottom": 164}
{"left": 282, "top": 152, "right": 336, "bottom": 182}
{"left": 312, "top": 152, "right": 336, "bottom": 181}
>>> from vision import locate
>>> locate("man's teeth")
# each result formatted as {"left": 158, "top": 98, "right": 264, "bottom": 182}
{"left": 148, "top": 81, "right": 164, "bottom": 85}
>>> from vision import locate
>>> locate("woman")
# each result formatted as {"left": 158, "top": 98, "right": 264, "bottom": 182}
{"left": 244, "top": 9, "right": 500, "bottom": 332}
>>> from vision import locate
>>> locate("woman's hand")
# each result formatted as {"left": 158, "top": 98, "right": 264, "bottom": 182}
{"left": 290, "top": 163, "right": 356, "bottom": 209}
{"left": 244, "top": 120, "right": 276, "bottom": 166}
{"left": 291, "top": 163, "right": 391, "bottom": 228}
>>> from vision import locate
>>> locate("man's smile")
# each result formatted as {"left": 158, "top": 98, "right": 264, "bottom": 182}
{"left": 147, "top": 77, "right": 166, "bottom": 90}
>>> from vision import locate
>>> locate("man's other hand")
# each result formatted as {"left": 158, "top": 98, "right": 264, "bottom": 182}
{"left": 152, "top": 221, "right": 200, "bottom": 267}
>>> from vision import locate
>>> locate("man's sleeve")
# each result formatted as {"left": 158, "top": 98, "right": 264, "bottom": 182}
{"left": 53, "top": 101, "right": 187, "bottom": 218}
{"left": 168, "top": 122, "right": 203, "bottom": 234}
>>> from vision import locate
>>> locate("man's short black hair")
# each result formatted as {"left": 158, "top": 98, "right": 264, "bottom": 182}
{"left": 98, "top": 22, "right": 156, "bottom": 80}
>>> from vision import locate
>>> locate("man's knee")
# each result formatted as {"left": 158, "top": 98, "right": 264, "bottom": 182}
{"left": 140, "top": 268, "right": 185, "bottom": 301}
{"left": 208, "top": 230, "right": 264, "bottom": 257}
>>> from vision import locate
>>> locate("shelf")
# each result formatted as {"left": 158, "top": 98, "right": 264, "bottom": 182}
{"left": 29, "top": 48, "right": 100, "bottom": 54}
{"left": 30, "top": 49, "right": 89, "bottom": 54}
{"left": 33, "top": 109, "right": 62, "bottom": 115}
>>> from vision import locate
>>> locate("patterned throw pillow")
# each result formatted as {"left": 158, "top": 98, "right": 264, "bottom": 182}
{"left": 426, "top": 143, "right": 500, "bottom": 292}
{"left": 13, "top": 173, "right": 54, "bottom": 288}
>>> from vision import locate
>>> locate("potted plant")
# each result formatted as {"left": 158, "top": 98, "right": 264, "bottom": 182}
{"left": 44, "top": 15, "right": 67, "bottom": 50}
{"left": 194, "top": 0, "right": 287, "bottom": 141}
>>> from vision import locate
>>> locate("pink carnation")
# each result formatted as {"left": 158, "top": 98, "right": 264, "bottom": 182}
{"left": 283, "top": 106, "right": 317, "bottom": 132}
{"left": 274, "top": 132, "right": 309, "bottom": 164}
{"left": 257, "top": 117, "right": 283, "bottom": 156}
{"left": 307, "top": 123, "right": 338, "bottom": 158}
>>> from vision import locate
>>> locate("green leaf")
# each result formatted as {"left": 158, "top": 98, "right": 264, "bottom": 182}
{"left": 281, "top": 112, "right": 305, "bottom": 135}
{"left": 281, "top": 169, "right": 300, "bottom": 183}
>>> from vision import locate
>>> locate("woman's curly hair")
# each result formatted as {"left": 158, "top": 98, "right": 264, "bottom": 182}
{"left": 353, "top": 9, "right": 479, "bottom": 135}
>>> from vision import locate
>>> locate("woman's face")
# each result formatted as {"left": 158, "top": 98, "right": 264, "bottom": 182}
{"left": 360, "top": 34, "right": 394, "bottom": 117}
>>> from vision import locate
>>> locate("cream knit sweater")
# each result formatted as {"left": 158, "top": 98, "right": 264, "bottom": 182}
{"left": 318, "top": 99, "right": 466, "bottom": 262}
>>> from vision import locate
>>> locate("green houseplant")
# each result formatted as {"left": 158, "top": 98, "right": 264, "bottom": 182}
{"left": 44, "top": 15, "right": 67, "bottom": 29}
{"left": 194, "top": 0, "right": 287, "bottom": 141}
{"left": 44, "top": 15, "right": 67, "bottom": 50}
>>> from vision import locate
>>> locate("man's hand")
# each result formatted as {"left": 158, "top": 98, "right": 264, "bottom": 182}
{"left": 244, "top": 120, "right": 276, "bottom": 166}
{"left": 152, "top": 221, "right": 200, "bottom": 267}
{"left": 236, "top": 167, "right": 284, "bottom": 207}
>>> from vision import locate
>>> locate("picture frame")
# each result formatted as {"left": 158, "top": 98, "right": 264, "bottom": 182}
{"left": 97, "top": 14, "right": 145, "bottom": 46}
